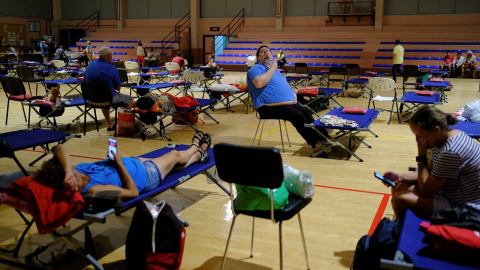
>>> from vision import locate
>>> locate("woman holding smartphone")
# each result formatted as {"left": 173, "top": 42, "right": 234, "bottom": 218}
{"left": 383, "top": 106, "right": 480, "bottom": 218}
{"left": 33, "top": 131, "right": 212, "bottom": 200}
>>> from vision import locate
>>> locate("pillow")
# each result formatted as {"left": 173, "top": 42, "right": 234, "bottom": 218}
{"left": 415, "top": 91, "right": 436, "bottom": 96}
{"left": 35, "top": 99, "right": 55, "bottom": 105}
{"left": 298, "top": 87, "right": 319, "bottom": 95}
{"left": 359, "top": 76, "right": 370, "bottom": 80}
{"left": 209, "top": 84, "right": 239, "bottom": 92}
{"left": 320, "top": 70, "right": 329, "bottom": 73}
{"left": 429, "top": 78, "right": 443, "bottom": 82}
{"left": 365, "top": 71, "right": 377, "bottom": 75}
{"left": 77, "top": 77, "right": 84, "bottom": 81}
{"left": 169, "top": 80, "right": 186, "bottom": 84}
{"left": 342, "top": 107, "right": 368, "bottom": 114}
{"left": 146, "top": 72, "right": 157, "bottom": 75}
{"left": 292, "top": 75, "right": 304, "bottom": 78}
{"left": 234, "top": 182, "right": 289, "bottom": 211}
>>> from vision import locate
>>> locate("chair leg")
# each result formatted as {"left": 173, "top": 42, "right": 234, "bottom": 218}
{"left": 252, "top": 119, "right": 262, "bottom": 146}
{"left": 283, "top": 120, "right": 291, "bottom": 147}
{"left": 279, "top": 221, "right": 284, "bottom": 270}
{"left": 278, "top": 120, "right": 285, "bottom": 153}
{"left": 84, "top": 105, "right": 87, "bottom": 135}
{"left": 298, "top": 213, "right": 311, "bottom": 270}
{"left": 221, "top": 216, "right": 237, "bottom": 270}
{"left": 5, "top": 99, "right": 9, "bottom": 125}
{"left": 20, "top": 102, "right": 27, "bottom": 122}
{"left": 250, "top": 217, "right": 255, "bottom": 258}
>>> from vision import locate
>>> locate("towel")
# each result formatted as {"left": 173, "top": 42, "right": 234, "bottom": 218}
{"left": 3, "top": 176, "right": 84, "bottom": 235}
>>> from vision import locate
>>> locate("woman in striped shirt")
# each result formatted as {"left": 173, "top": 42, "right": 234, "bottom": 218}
{"left": 383, "top": 105, "right": 480, "bottom": 218}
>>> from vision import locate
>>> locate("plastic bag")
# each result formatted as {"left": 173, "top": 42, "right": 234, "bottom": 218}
{"left": 234, "top": 182, "right": 289, "bottom": 211}
{"left": 463, "top": 100, "right": 480, "bottom": 123}
{"left": 283, "top": 163, "right": 314, "bottom": 199}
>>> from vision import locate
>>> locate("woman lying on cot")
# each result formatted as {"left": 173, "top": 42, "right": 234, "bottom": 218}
{"left": 382, "top": 105, "right": 480, "bottom": 218}
{"left": 33, "top": 131, "right": 212, "bottom": 200}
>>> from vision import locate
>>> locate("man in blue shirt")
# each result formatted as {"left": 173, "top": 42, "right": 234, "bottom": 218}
{"left": 84, "top": 46, "right": 133, "bottom": 131}
{"left": 247, "top": 45, "right": 329, "bottom": 152}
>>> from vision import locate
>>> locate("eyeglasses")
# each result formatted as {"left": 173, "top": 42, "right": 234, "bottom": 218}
{"left": 259, "top": 48, "right": 270, "bottom": 54}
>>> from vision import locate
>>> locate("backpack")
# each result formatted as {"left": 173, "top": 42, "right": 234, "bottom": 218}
{"left": 126, "top": 200, "right": 186, "bottom": 270}
{"left": 351, "top": 217, "right": 403, "bottom": 270}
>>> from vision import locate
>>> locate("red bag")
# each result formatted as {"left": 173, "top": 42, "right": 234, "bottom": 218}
{"left": 172, "top": 110, "right": 199, "bottom": 125}
{"left": 118, "top": 109, "right": 137, "bottom": 136}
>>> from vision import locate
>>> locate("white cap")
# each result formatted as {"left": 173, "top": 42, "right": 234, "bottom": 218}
{"left": 467, "top": 50, "right": 473, "bottom": 54}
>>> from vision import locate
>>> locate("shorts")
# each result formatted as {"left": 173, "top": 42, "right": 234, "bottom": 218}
{"left": 433, "top": 193, "right": 453, "bottom": 214}
{"left": 132, "top": 157, "right": 163, "bottom": 192}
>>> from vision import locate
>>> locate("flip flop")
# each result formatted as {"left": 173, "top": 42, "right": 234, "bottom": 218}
{"left": 107, "top": 125, "right": 116, "bottom": 131}
{"left": 192, "top": 130, "right": 204, "bottom": 148}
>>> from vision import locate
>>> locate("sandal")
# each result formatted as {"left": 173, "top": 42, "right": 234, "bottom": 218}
{"left": 197, "top": 133, "right": 212, "bottom": 163}
{"left": 192, "top": 130, "right": 204, "bottom": 148}
{"left": 200, "top": 133, "right": 211, "bottom": 150}
{"left": 197, "top": 148, "right": 210, "bottom": 163}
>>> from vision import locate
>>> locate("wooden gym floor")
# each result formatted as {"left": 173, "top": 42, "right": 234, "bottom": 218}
{"left": 0, "top": 71, "right": 479, "bottom": 269}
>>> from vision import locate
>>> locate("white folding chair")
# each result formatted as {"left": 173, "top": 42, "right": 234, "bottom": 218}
{"left": 165, "top": 62, "right": 181, "bottom": 80}
{"left": 368, "top": 77, "right": 399, "bottom": 124}
{"left": 125, "top": 61, "right": 140, "bottom": 84}
{"left": 183, "top": 70, "right": 208, "bottom": 93}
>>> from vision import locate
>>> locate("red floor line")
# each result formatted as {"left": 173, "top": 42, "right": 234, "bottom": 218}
{"left": 368, "top": 194, "right": 391, "bottom": 236}
{"left": 22, "top": 149, "right": 104, "bottom": 160}
{"left": 314, "top": 184, "right": 390, "bottom": 196}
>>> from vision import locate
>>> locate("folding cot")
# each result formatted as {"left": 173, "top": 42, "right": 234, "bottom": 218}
{"left": 344, "top": 77, "right": 371, "bottom": 98}
{"left": 0, "top": 145, "right": 229, "bottom": 270}
{"left": 286, "top": 75, "right": 309, "bottom": 89}
{"left": 380, "top": 209, "right": 479, "bottom": 270}
{"left": 297, "top": 87, "right": 345, "bottom": 116}
{"left": 39, "top": 78, "right": 83, "bottom": 96}
{"left": 421, "top": 80, "right": 452, "bottom": 103}
{"left": 453, "top": 120, "right": 480, "bottom": 142}
{"left": 131, "top": 98, "right": 219, "bottom": 141}
{"left": 397, "top": 92, "right": 442, "bottom": 123}
{"left": 309, "top": 70, "right": 330, "bottom": 86}
{"left": 208, "top": 88, "right": 250, "bottom": 113}
{"left": 27, "top": 97, "right": 95, "bottom": 131}
{"left": 430, "top": 70, "right": 450, "bottom": 78}
{"left": 305, "top": 107, "right": 380, "bottom": 162}
{"left": 0, "top": 128, "right": 81, "bottom": 173}
{"left": 130, "top": 82, "right": 176, "bottom": 97}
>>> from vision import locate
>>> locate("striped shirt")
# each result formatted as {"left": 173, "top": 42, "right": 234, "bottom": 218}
{"left": 431, "top": 131, "right": 480, "bottom": 208}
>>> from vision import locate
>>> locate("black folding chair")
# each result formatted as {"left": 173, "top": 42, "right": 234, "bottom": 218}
{"left": 327, "top": 66, "right": 346, "bottom": 88}
{"left": 81, "top": 81, "right": 118, "bottom": 137}
{"left": 16, "top": 65, "right": 45, "bottom": 95}
{"left": 214, "top": 143, "right": 311, "bottom": 270}
{"left": 0, "top": 76, "right": 44, "bottom": 125}
{"left": 345, "top": 63, "right": 360, "bottom": 79}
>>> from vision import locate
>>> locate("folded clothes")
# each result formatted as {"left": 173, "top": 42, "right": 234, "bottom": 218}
{"left": 320, "top": 115, "right": 359, "bottom": 127}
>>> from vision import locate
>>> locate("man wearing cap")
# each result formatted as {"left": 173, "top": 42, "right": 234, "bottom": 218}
{"left": 461, "top": 50, "right": 477, "bottom": 78}
{"left": 172, "top": 51, "right": 185, "bottom": 73}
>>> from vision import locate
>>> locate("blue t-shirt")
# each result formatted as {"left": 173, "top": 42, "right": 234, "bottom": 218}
{"left": 76, "top": 157, "right": 147, "bottom": 195}
{"left": 84, "top": 58, "right": 121, "bottom": 96}
{"left": 247, "top": 63, "right": 295, "bottom": 109}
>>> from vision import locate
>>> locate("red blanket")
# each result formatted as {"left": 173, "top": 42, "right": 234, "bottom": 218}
{"left": 3, "top": 176, "right": 85, "bottom": 235}
{"left": 161, "top": 93, "right": 200, "bottom": 109}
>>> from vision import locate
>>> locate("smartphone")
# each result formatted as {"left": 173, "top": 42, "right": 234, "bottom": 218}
{"left": 108, "top": 137, "right": 117, "bottom": 160}
{"left": 374, "top": 172, "right": 396, "bottom": 187}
